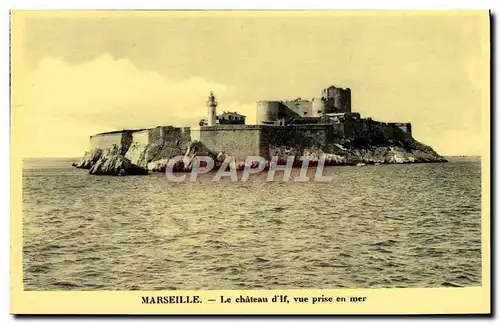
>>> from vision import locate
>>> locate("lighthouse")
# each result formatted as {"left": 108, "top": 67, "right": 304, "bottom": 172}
{"left": 206, "top": 91, "right": 218, "bottom": 126}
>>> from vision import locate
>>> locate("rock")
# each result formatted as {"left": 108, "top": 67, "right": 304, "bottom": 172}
{"left": 181, "top": 140, "right": 220, "bottom": 172}
{"left": 334, "top": 143, "right": 346, "bottom": 151}
{"left": 184, "top": 140, "right": 219, "bottom": 160}
{"left": 124, "top": 142, "right": 148, "bottom": 167}
{"left": 125, "top": 137, "right": 191, "bottom": 169}
{"left": 88, "top": 147, "right": 148, "bottom": 176}
{"left": 235, "top": 159, "right": 265, "bottom": 171}
{"left": 147, "top": 158, "right": 169, "bottom": 172}
{"left": 146, "top": 140, "right": 223, "bottom": 173}
{"left": 386, "top": 147, "right": 413, "bottom": 163}
{"left": 322, "top": 153, "right": 347, "bottom": 165}
{"left": 72, "top": 148, "right": 102, "bottom": 169}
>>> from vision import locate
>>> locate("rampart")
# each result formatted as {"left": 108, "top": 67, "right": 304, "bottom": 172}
{"left": 200, "top": 125, "right": 264, "bottom": 160}
{"left": 90, "top": 126, "right": 191, "bottom": 153}
{"left": 90, "top": 130, "right": 135, "bottom": 154}
{"left": 89, "top": 119, "right": 412, "bottom": 165}
{"left": 199, "top": 124, "right": 344, "bottom": 161}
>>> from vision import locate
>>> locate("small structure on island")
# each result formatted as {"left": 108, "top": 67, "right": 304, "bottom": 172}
{"left": 200, "top": 91, "right": 247, "bottom": 126}
{"left": 206, "top": 91, "right": 218, "bottom": 126}
{"left": 217, "top": 111, "right": 246, "bottom": 125}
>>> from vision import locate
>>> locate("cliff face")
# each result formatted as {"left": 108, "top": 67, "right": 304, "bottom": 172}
{"left": 73, "top": 146, "right": 149, "bottom": 175}
{"left": 73, "top": 122, "right": 446, "bottom": 175}
{"left": 113, "top": 127, "right": 191, "bottom": 168}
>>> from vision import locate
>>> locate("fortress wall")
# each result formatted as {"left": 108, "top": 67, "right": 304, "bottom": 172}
{"left": 281, "top": 100, "right": 313, "bottom": 117}
{"left": 200, "top": 125, "right": 264, "bottom": 161}
{"left": 391, "top": 122, "right": 412, "bottom": 135}
{"left": 343, "top": 118, "right": 413, "bottom": 148}
{"left": 131, "top": 130, "right": 150, "bottom": 145}
{"left": 199, "top": 124, "right": 344, "bottom": 162}
{"left": 148, "top": 127, "right": 163, "bottom": 142}
{"left": 326, "top": 123, "right": 345, "bottom": 142}
{"left": 90, "top": 132, "right": 125, "bottom": 150}
{"left": 162, "top": 126, "right": 191, "bottom": 147}
{"left": 149, "top": 126, "right": 192, "bottom": 161}
{"left": 145, "top": 126, "right": 191, "bottom": 145}
{"left": 326, "top": 116, "right": 402, "bottom": 140}
{"left": 366, "top": 120, "right": 408, "bottom": 139}
{"left": 344, "top": 118, "right": 379, "bottom": 138}
{"left": 256, "top": 100, "right": 321, "bottom": 124}
{"left": 260, "top": 125, "right": 339, "bottom": 158}
{"left": 198, "top": 125, "right": 341, "bottom": 162}
{"left": 340, "top": 115, "right": 360, "bottom": 137}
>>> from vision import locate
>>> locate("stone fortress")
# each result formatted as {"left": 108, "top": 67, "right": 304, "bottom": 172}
{"left": 257, "top": 85, "right": 353, "bottom": 124}
{"left": 77, "top": 84, "right": 445, "bottom": 175}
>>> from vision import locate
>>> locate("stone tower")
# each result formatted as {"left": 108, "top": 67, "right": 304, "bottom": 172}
{"left": 322, "top": 86, "right": 351, "bottom": 113}
{"left": 206, "top": 91, "right": 218, "bottom": 126}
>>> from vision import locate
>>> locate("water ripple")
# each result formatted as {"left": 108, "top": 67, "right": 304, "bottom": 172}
{"left": 22, "top": 157, "right": 482, "bottom": 290}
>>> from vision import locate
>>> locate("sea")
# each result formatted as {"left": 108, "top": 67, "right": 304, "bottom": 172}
{"left": 22, "top": 157, "right": 482, "bottom": 290}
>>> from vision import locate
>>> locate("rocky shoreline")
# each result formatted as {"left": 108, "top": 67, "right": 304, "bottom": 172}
{"left": 73, "top": 136, "right": 447, "bottom": 176}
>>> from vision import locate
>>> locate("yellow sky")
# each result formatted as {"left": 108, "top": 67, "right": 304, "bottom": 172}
{"left": 11, "top": 11, "right": 489, "bottom": 157}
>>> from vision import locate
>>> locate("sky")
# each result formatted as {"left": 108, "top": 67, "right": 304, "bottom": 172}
{"left": 11, "top": 11, "right": 489, "bottom": 157}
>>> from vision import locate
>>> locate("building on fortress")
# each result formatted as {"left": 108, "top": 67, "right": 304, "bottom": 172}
{"left": 256, "top": 85, "right": 352, "bottom": 125}
{"left": 89, "top": 85, "right": 413, "bottom": 162}
{"left": 217, "top": 111, "right": 246, "bottom": 125}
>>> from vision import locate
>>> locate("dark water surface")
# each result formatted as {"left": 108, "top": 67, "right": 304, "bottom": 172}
{"left": 22, "top": 157, "right": 482, "bottom": 290}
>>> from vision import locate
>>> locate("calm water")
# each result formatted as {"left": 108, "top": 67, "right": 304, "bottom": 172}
{"left": 22, "top": 157, "right": 482, "bottom": 290}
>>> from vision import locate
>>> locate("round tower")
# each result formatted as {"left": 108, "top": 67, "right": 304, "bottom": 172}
{"left": 206, "top": 91, "right": 218, "bottom": 126}
{"left": 311, "top": 97, "right": 325, "bottom": 117}
{"left": 256, "top": 101, "right": 280, "bottom": 125}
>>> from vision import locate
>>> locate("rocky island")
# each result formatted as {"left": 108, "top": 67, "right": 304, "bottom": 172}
{"left": 73, "top": 85, "right": 446, "bottom": 175}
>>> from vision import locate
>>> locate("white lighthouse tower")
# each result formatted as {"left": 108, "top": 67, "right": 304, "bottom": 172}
{"left": 206, "top": 91, "right": 218, "bottom": 126}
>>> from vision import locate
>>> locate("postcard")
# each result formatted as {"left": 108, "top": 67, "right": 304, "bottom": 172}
{"left": 10, "top": 10, "right": 490, "bottom": 315}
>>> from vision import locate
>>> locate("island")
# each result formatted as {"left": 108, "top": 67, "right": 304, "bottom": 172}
{"left": 72, "top": 85, "right": 446, "bottom": 175}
